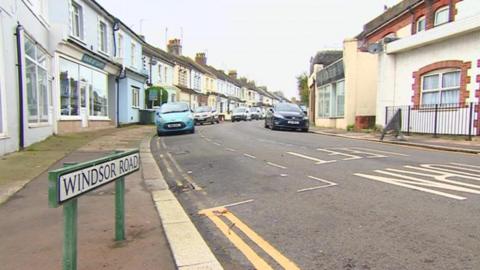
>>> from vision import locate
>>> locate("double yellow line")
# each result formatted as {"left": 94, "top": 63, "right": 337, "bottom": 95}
{"left": 199, "top": 207, "right": 300, "bottom": 270}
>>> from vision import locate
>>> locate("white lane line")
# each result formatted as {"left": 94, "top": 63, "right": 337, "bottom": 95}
{"left": 266, "top": 162, "right": 287, "bottom": 169}
{"left": 221, "top": 199, "right": 255, "bottom": 208}
{"left": 286, "top": 152, "right": 336, "bottom": 164}
{"left": 350, "top": 147, "right": 409, "bottom": 157}
{"left": 297, "top": 176, "right": 337, "bottom": 193}
{"left": 166, "top": 152, "right": 203, "bottom": 191}
{"left": 316, "top": 148, "right": 361, "bottom": 160}
{"left": 243, "top": 153, "right": 257, "bottom": 159}
{"left": 226, "top": 148, "right": 237, "bottom": 152}
{"left": 213, "top": 142, "right": 222, "bottom": 146}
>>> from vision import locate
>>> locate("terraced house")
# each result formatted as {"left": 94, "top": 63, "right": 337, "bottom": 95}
{"left": 358, "top": 0, "right": 480, "bottom": 136}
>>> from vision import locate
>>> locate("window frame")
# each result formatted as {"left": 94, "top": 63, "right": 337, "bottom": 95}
{"left": 98, "top": 19, "right": 108, "bottom": 54}
{"left": 316, "top": 79, "right": 345, "bottom": 118}
{"left": 416, "top": 16, "right": 426, "bottom": 33}
{"left": 420, "top": 68, "right": 461, "bottom": 106}
{"left": 24, "top": 34, "right": 50, "bottom": 127}
{"left": 130, "top": 42, "right": 136, "bottom": 68}
{"left": 131, "top": 86, "right": 140, "bottom": 108}
{"left": 58, "top": 55, "right": 109, "bottom": 121}
{"left": 434, "top": 6, "right": 450, "bottom": 27}
{"left": 116, "top": 32, "right": 123, "bottom": 58}
{"left": 70, "top": 1, "right": 84, "bottom": 41}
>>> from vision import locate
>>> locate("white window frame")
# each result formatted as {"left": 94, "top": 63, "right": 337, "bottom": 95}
{"left": 434, "top": 6, "right": 450, "bottom": 27}
{"left": 416, "top": 16, "right": 426, "bottom": 32}
{"left": 23, "top": 34, "right": 50, "bottom": 127}
{"left": 131, "top": 86, "right": 140, "bottom": 108}
{"left": 70, "top": 1, "right": 84, "bottom": 41}
{"left": 420, "top": 68, "right": 461, "bottom": 105}
{"left": 58, "top": 55, "right": 110, "bottom": 121}
{"left": 98, "top": 19, "right": 108, "bottom": 54}
{"left": 130, "top": 42, "right": 136, "bottom": 68}
{"left": 116, "top": 33, "right": 123, "bottom": 58}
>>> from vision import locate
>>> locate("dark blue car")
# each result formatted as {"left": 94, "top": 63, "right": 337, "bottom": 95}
{"left": 264, "top": 103, "right": 309, "bottom": 132}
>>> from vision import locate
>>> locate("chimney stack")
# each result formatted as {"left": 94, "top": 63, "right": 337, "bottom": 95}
{"left": 167, "top": 39, "right": 182, "bottom": 56}
{"left": 228, "top": 70, "right": 237, "bottom": 79}
{"left": 195, "top": 52, "right": 207, "bottom": 65}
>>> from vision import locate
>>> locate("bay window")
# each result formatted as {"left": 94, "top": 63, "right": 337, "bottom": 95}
{"left": 25, "top": 36, "right": 49, "bottom": 125}
{"left": 421, "top": 69, "right": 460, "bottom": 105}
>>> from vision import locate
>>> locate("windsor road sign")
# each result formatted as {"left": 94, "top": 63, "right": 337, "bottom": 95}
{"left": 49, "top": 150, "right": 140, "bottom": 207}
{"left": 48, "top": 149, "right": 140, "bottom": 270}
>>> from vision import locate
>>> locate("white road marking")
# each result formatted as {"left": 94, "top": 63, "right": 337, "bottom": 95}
{"left": 350, "top": 147, "right": 409, "bottom": 157}
{"left": 316, "top": 148, "right": 362, "bottom": 160}
{"left": 213, "top": 142, "right": 222, "bottom": 146}
{"left": 286, "top": 152, "right": 336, "bottom": 164}
{"left": 166, "top": 152, "right": 203, "bottom": 190}
{"left": 355, "top": 164, "right": 480, "bottom": 200}
{"left": 221, "top": 199, "right": 255, "bottom": 208}
{"left": 266, "top": 162, "right": 287, "bottom": 169}
{"left": 159, "top": 137, "right": 167, "bottom": 149}
{"left": 243, "top": 153, "right": 257, "bottom": 159}
{"left": 336, "top": 148, "right": 386, "bottom": 158}
{"left": 205, "top": 138, "right": 212, "bottom": 142}
{"left": 226, "top": 148, "right": 237, "bottom": 152}
{"left": 297, "top": 176, "right": 337, "bottom": 193}
{"left": 450, "top": 162, "right": 480, "bottom": 169}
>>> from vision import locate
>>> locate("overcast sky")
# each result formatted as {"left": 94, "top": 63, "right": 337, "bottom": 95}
{"left": 97, "top": 0, "right": 399, "bottom": 99}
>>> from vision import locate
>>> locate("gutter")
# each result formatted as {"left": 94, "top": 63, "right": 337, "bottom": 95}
{"left": 15, "top": 24, "right": 24, "bottom": 149}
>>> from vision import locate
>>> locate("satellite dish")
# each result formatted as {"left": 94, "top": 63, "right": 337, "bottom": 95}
{"left": 367, "top": 43, "right": 383, "bottom": 54}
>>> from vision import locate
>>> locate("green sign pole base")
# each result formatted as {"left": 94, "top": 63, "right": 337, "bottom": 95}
{"left": 115, "top": 177, "right": 125, "bottom": 241}
{"left": 63, "top": 198, "right": 77, "bottom": 270}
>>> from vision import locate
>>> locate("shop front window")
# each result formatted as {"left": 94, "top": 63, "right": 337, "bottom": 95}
{"left": 317, "top": 79, "right": 344, "bottom": 118}
{"left": 59, "top": 57, "right": 108, "bottom": 118}
{"left": 25, "top": 35, "right": 49, "bottom": 125}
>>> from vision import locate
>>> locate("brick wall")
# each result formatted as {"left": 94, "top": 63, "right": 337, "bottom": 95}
{"left": 58, "top": 120, "right": 115, "bottom": 134}
{"left": 411, "top": 60, "right": 471, "bottom": 107}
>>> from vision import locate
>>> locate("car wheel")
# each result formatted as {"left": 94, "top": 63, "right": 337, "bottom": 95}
{"left": 264, "top": 121, "right": 268, "bottom": 128}
{"left": 157, "top": 130, "right": 164, "bottom": 136}
{"left": 190, "top": 126, "right": 195, "bottom": 134}
{"left": 271, "top": 123, "right": 276, "bottom": 130}
{"left": 302, "top": 128, "right": 309, "bottom": 132}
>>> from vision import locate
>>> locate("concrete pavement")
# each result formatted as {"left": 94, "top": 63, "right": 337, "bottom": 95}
{"left": 0, "top": 125, "right": 222, "bottom": 270}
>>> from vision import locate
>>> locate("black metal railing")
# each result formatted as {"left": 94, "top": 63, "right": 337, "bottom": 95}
{"left": 385, "top": 102, "right": 478, "bottom": 140}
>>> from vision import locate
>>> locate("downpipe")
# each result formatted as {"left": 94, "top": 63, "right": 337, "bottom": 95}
{"left": 15, "top": 23, "right": 25, "bottom": 149}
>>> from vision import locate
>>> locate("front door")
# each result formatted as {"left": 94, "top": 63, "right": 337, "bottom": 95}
{"left": 78, "top": 81, "right": 88, "bottom": 127}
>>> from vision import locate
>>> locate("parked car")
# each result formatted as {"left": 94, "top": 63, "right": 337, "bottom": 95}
{"left": 231, "top": 107, "right": 251, "bottom": 122}
{"left": 155, "top": 102, "right": 195, "bottom": 136}
{"left": 194, "top": 106, "right": 219, "bottom": 125}
{"left": 265, "top": 103, "right": 309, "bottom": 132}
{"left": 250, "top": 107, "right": 261, "bottom": 120}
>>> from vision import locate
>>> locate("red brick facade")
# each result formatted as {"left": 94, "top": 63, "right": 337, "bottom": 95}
{"left": 366, "top": 0, "right": 462, "bottom": 43}
{"left": 411, "top": 60, "right": 471, "bottom": 107}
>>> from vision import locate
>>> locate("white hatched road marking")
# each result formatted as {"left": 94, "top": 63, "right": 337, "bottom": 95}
{"left": 297, "top": 176, "right": 338, "bottom": 193}
{"left": 335, "top": 148, "right": 386, "bottom": 158}
{"left": 316, "top": 148, "right": 362, "bottom": 160}
{"left": 266, "top": 162, "right": 287, "bottom": 169}
{"left": 286, "top": 152, "right": 336, "bottom": 164}
{"left": 213, "top": 142, "right": 222, "bottom": 146}
{"left": 243, "top": 153, "right": 257, "bottom": 159}
{"left": 226, "top": 148, "right": 237, "bottom": 152}
{"left": 349, "top": 147, "right": 409, "bottom": 157}
{"left": 355, "top": 163, "right": 480, "bottom": 200}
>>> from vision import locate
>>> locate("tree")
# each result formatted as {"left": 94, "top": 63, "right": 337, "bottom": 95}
{"left": 296, "top": 72, "right": 309, "bottom": 104}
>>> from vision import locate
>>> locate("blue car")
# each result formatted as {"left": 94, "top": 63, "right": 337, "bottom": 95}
{"left": 155, "top": 102, "right": 195, "bottom": 136}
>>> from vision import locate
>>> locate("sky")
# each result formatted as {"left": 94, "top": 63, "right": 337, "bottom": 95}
{"left": 97, "top": 0, "right": 399, "bottom": 99}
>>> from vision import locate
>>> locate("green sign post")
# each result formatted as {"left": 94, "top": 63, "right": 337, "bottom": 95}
{"left": 48, "top": 150, "right": 140, "bottom": 270}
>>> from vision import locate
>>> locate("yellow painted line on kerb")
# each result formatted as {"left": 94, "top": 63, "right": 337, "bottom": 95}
{"left": 200, "top": 208, "right": 300, "bottom": 270}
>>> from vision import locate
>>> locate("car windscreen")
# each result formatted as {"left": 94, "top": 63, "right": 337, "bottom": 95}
{"left": 195, "top": 106, "right": 210, "bottom": 113}
{"left": 233, "top": 108, "right": 246, "bottom": 113}
{"left": 159, "top": 103, "right": 189, "bottom": 114}
{"left": 275, "top": 103, "right": 301, "bottom": 113}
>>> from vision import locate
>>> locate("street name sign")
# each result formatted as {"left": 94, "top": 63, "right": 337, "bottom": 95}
{"left": 48, "top": 149, "right": 140, "bottom": 270}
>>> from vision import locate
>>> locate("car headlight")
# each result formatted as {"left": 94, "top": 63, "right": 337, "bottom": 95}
{"left": 273, "top": 113, "right": 285, "bottom": 119}
{"left": 303, "top": 116, "right": 308, "bottom": 120}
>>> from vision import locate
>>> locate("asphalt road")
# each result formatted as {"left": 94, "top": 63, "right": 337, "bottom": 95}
{"left": 151, "top": 120, "right": 480, "bottom": 270}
